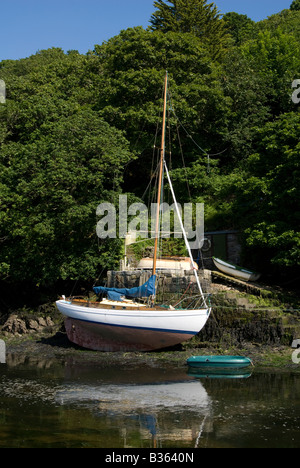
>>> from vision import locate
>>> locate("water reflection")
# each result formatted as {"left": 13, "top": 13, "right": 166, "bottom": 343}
{"left": 56, "top": 380, "right": 210, "bottom": 410}
{"left": 0, "top": 340, "right": 6, "bottom": 364}
{"left": 0, "top": 353, "right": 299, "bottom": 448}
{"left": 187, "top": 367, "right": 253, "bottom": 379}
{"left": 56, "top": 379, "right": 211, "bottom": 447}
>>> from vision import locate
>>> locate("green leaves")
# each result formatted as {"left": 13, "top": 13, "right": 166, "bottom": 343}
{"left": 290, "top": 0, "right": 300, "bottom": 10}
{"left": 223, "top": 12, "right": 256, "bottom": 46}
{"left": 234, "top": 113, "right": 300, "bottom": 270}
{"left": 241, "top": 29, "right": 300, "bottom": 115}
{"left": 0, "top": 51, "right": 134, "bottom": 285}
{"left": 150, "top": 0, "right": 230, "bottom": 59}
{"left": 92, "top": 27, "right": 231, "bottom": 194}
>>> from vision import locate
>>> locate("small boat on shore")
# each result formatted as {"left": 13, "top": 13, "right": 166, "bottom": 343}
{"left": 187, "top": 355, "right": 253, "bottom": 369}
{"left": 213, "top": 257, "right": 261, "bottom": 282}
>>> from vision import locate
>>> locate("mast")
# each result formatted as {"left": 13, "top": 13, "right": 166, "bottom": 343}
{"left": 151, "top": 72, "right": 208, "bottom": 309}
{"left": 153, "top": 71, "right": 168, "bottom": 277}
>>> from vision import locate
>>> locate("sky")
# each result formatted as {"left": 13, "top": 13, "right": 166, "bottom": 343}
{"left": 0, "top": 0, "right": 293, "bottom": 61}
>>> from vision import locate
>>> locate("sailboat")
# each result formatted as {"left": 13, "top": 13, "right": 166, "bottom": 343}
{"left": 56, "top": 73, "right": 211, "bottom": 352}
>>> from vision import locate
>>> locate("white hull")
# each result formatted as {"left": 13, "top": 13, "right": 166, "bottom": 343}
{"left": 213, "top": 257, "right": 261, "bottom": 282}
{"left": 56, "top": 300, "right": 210, "bottom": 352}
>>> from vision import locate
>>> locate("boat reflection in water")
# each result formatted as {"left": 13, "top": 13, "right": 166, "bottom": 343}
{"left": 55, "top": 361, "right": 254, "bottom": 447}
{"left": 2, "top": 354, "right": 299, "bottom": 448}
{"left": 187, "top": 367, "right": 253, "bottom": 380}
{"left": 56, "top": 378, "right": 211, "bottom": 447}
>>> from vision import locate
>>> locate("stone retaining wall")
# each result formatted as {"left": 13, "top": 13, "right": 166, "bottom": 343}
{"left": 198, "top": 290, "right": 300, "bottom": 347}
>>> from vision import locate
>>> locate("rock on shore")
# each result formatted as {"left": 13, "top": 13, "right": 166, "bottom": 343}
{"left": 1, "top": 314, "right": 56, "bottom": 337}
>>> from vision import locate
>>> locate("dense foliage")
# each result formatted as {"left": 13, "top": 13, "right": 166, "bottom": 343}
{"left": 0, "top": 0, "right": 299, "bottom": 290}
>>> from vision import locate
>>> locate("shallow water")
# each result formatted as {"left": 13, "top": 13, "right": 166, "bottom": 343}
{"left": 0, "top": 354, "right": 299, "bottom": 448}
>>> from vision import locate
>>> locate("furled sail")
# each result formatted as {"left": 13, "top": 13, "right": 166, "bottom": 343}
{"left": 93, "top": 275, "right": 156, "bottom": 302}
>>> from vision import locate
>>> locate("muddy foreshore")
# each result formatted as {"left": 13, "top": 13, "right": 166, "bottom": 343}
{"left": 2, "top": 328, "right": 300, "bottom": 373}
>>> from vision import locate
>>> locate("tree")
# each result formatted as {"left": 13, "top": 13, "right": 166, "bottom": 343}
{"left": 149, "top": 0, "right": 230, "bottom": 59}
{"left": 290, "top": 0, "right": 300, "bottom": 10}
{"left": 241, "top": 30, "right": 300, "bottom": 116}
{"left": 232, "top": 113, "right": 300, "bottom": 274}
{"left": 222, "top": 12, "right": 256, "bottom": 45}
{"left": 0, "top": 50, "right": 134, "bottom": 285}
{"left": 257, "top": 8, "right": 300, "bottom": 43}
{"left": 93, "top": 27, "right": 231, "bottom": 194}
{"left": 221, "top": 47, "right": 271, "bottom": 162}
{"left": 0, "top": 107, "right": 133, "bottom": 284}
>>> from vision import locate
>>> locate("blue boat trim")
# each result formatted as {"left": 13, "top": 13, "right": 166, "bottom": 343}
{"left": 69, "top": 316, "right": 197, "bottom": 336}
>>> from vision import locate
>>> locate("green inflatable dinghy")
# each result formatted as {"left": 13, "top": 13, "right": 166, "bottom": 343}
{"left": 187, "top": 355, "right": 253, "bottom": 369}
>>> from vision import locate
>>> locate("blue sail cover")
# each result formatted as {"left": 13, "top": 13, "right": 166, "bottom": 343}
{"left": 93, "top": 275, "right": 156, "bottom": 302}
